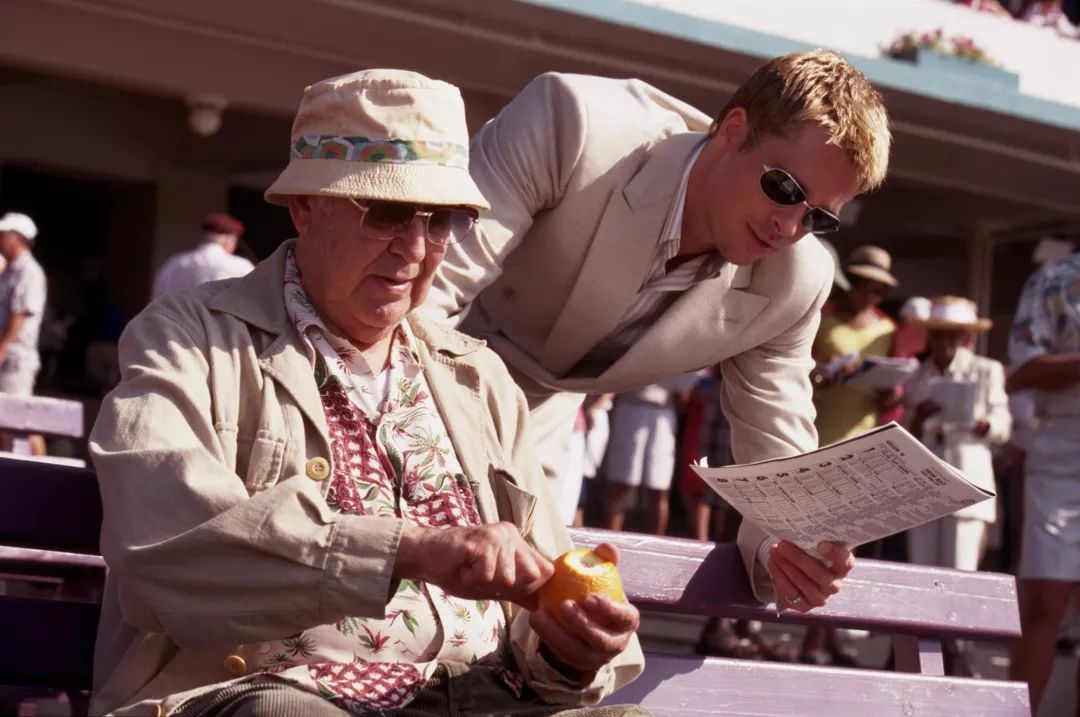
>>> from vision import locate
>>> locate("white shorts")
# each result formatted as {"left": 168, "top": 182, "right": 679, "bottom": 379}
{"left": 605, "top": 399, "right": 677, "bottom": 491}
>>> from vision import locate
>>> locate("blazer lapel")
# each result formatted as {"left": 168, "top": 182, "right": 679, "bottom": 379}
{"left": 601, "top": 263, "right": 770, "bottom": 386}
{"left": 540, "top": 133, "right": 707, "bottom": 377}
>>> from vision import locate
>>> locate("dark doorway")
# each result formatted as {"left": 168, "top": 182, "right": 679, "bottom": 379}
{"left": 0, "top": 164, "right": 156, "bottom": 397}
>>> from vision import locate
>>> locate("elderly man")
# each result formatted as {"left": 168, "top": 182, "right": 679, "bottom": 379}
{"left": 151, "top": 212, "right": 253, "bottom": 299}
{"left": 425, "top": 50, "right": 890, "bottom": 612}
{"left": 90, "top": 71, "right": 643, "bottom": 717}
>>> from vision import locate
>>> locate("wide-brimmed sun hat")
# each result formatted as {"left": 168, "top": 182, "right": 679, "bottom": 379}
{"left": 844, "top": 245, "right": 898, "bottom": 288}
{"left": 265, "top": 69, "right": 489, "bottom": 211}
{"left": 911, "top": 295, "right": 993, "bottom": 333}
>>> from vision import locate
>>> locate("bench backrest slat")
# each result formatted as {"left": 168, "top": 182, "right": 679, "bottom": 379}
{"left": 568, "top": 527, "right": 1021, "bottom": 642}
{"left": 0, "top": 395, "right": 84, "bottom": 438}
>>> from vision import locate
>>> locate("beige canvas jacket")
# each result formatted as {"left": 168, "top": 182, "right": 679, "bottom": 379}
{"left": 426, "top": 73, "right": 834, "bottom": 600}
{"left": 89, "top": 241, "right": 643, "bottom": 716}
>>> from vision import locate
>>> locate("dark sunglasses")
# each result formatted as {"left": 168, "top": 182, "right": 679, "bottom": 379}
{"left": 346, "top": 198, "right": 477, "bottom": 246}
{"left": 751, "top": 131, "right": 841, "bottom": 235}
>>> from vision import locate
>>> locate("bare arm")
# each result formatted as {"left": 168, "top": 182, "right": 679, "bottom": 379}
{"left": 1007, "top": 354, "right": 1080, "bottom": 393}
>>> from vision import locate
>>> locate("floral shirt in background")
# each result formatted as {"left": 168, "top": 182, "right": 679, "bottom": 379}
{"left": 250, "top": 249, "right": 517, "bottom": 714}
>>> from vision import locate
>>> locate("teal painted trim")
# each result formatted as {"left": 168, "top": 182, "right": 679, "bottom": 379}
{"left": 516, "top": 0, "right": 1080, "bottom": 132}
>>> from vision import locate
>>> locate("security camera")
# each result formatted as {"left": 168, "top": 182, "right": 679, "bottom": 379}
{"left": 186, "top": 94, "right": 229, "bottom": 137}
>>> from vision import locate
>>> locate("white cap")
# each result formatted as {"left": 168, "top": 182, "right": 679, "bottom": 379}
{"left": 900, "top": 296, "right": 931, "bottom": 323}
{"left": 0, "top": 212, "right": 38, "bottom": 243}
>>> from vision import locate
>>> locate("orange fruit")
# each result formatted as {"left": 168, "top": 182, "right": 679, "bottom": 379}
{"left": 538, "top": 548, "right": 626, "bottom": 628}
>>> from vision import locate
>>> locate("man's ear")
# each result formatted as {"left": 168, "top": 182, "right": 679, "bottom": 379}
{"left": 715, "top": 107, "right": 750, "bottom": 152}
{"left": 287, "top": 195, "right": 314, "bottom": 236}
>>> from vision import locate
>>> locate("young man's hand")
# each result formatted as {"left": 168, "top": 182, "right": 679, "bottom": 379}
{"left": 767, "top": 540, "right": 854, "bottom": 613}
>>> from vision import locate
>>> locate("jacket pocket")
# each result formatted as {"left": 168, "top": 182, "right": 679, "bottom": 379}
{"left": 488, "top": 466, "right": 537, "bottom": 536}
{"left": 242, "top": 432, "right": 287, "bottom": 493}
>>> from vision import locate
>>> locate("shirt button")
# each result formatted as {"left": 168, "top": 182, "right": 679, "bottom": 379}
{"left": 224, "top": 654, "right": 248, "bottom": 676}
{"left": 305, "top": 457, "right": 330, "bottom": 481}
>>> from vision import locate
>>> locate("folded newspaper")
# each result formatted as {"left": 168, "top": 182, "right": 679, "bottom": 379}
{"left": 818, "top": 353, "right": 919, "bottom": 391}
{"left": 690, "top": 422, "right": 993, "bottom": 559}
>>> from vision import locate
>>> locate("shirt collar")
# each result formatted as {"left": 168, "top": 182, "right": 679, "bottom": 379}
{"left": 658, "top": 140, "right": 725, "bottom": 281}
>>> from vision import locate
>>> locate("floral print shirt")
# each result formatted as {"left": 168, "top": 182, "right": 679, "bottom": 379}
{"left": 249, "top": 249, "right": 516, "bottom": 714}
{"left": 1009, "top": 252, "right": 1080, "bottom": 423}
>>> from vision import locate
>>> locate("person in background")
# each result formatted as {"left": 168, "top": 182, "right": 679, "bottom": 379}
{"left": 878, "top": 296, "right": 931, "bottom": 427}
{"left": 805, "top": 244, "right": 899, "bottom": 666}
{"left": 577, "top": 394, "right": 615, "bottom": 526}
{"left": 603, "top": 374, "right": 699, "bottom": 536}
{"left": 903, "top": 296, "right": 1010, "bottom": 677}
{"left": 1007, "top": 251, "right": 1080, "bottom": 713}
{"left": 151, "top": 212, "right": 253, "bottom": 299}
{"left": 811, "top": 245, "right": 899, "bottom": 446}
{"left": 0, "top": 211, "right": 47, "bottom": 455}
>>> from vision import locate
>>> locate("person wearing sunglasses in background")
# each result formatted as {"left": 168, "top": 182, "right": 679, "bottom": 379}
{"left": 423, "top": 50, "right": 891, "bottom": 615}
{"left": 89, "top": 71, "right": 646, "bottom": 717}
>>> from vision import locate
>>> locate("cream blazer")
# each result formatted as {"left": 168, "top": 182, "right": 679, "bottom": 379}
{"left": 426, "top": 73, "right": 834, "bottom": 600}
{"left": 89, "top": 242, "right": 642, "bottom": 715}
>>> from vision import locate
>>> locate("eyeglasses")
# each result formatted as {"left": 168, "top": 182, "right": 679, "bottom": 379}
{"left": 345, "top": 198, "right": 477, "bottom": 246}
{"left": 751, "top": 130, "right": 841, "bottom": 235}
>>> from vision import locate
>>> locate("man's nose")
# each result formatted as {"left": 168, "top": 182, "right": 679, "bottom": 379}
{"left": 771, "top": 205, "right": 805, "bottom": 241}
{"left": 389, "top": 217, "right": 428, "bottom": 261}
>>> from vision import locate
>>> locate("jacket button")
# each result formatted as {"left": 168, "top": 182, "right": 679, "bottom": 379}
{"left": 305, "top": 457, "right": 330, "bottom": 481}
{"left": 224, "top": 654, "right": 247, "bottom": 676}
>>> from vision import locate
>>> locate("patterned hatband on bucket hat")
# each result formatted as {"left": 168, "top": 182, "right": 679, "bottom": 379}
{"left": 265, "top": 69, "right": 489, "bottom": 211}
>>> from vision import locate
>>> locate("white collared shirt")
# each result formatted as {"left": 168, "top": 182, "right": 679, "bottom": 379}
{"left": 151, "top": 242, "right": 255, "bottom": 299}
{"left": 585, "top": 140, "right": 725, "bottom": 362}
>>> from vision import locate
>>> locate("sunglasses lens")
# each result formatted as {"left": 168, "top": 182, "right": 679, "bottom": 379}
{"left": 426, "top": 209, "right": 476, "bottom": 245}
{"left": 802, "top": 208, "right": 841, "bottom": 235}
{"left": 760, "top": 169, "right": 806, "bottom": 206}
{"left": 362, "top": 201, "right": 416, "bottom": 239}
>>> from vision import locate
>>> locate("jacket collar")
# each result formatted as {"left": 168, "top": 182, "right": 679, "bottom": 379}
{"left": 207, "top": 238, "right": 485, "bottom": 357}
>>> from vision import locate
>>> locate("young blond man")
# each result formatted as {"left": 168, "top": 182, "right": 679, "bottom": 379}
{"left": 425, "top": 50, "right": 891, "bottom": 611}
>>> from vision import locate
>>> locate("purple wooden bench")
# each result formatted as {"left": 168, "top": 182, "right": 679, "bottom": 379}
{"left": 569, "top": 528, "right": 1029, "bottom": 716}
{"left": 0, "top": 458, "right": 1029, "bottom": 716}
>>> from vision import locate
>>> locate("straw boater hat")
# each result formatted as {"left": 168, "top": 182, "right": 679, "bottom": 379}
{"left": 265, "top": 69, "right": 489, "bottom": 211}
{"left": 912, "top": 296, "right": 993, "bottom": 333}
{"left": 844, "top": 245, "right": 898, "bottom": 288}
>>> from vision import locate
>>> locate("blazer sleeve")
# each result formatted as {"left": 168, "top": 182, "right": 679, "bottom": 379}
{"left": 724, "top": 270, "right": 831, "bottom": 603}
{"left": 424, "top": 73, "right": 589, "bottom": 324}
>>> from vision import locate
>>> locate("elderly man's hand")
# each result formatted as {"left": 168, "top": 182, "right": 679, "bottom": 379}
{"left": 767, "top": 540, "right": 854, "bottom": 613}
{"left": 527, "top": 543, "right": 639, "bottom": 676}
{"left": 395, "top": 522, "right": 554, "bottom": 609}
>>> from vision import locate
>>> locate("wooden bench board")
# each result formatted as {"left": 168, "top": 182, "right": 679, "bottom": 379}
{"left": 568, "top": 528, "right": 1021, "bottom": 642}
{"left": 0, "top": 394, "right": 84, "bottom": 438}
{"left": 598, "top": 652, "right": 1030, "bottom": 716}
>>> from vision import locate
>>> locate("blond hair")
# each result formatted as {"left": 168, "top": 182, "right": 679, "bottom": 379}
{"left": 712, "top": 49, "right": 891, "bottom": 193}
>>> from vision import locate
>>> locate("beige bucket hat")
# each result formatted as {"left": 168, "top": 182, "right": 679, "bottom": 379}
{"left": 844, "top": 245, "right": 898, "bottom": 288}
{"left": 265, "top": 69, "right": 489, "bottom": 211}
{"left": 911, "top": 295, "right": 993, "bottom": 333}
